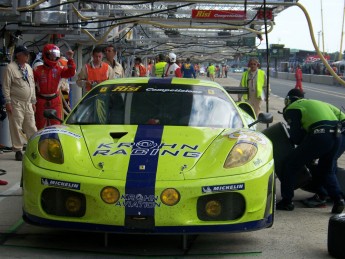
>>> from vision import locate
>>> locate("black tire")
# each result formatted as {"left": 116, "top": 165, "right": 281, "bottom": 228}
{"left": 262, "top": 122, "right": 311, "bottom": 189}
{"left": 328, "top": 214, "right": 345, "bottom": 258}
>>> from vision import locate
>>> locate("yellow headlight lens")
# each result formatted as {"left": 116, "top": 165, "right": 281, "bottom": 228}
{"left": 224, "top": 142, "right": 257, "bottom": 168}
{"left": 38, "top": 138, "right": 64, "bottom": 164}
{"left": 161, "top": 188, "right": 180, "bottom": 206}
{"left": 65, "top": 196, "right": 81, "bottom": 213}
{"left": 101, "top": 187, "right": 120, "bottom": 204}
{"left": 205, "top": 200, "right": 222, "bottom": 217}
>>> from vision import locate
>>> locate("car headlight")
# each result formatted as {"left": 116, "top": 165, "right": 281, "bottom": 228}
{"left": 223, "top": 142, "right": 257, "bottom": 168}
{"left": 161, "top": 188, "right": 180, "bottom": 206}
{"left": 101, "top": 186, "right": 120, "bottom": 204}
{"left": 38, "top": 138, "right": 64, "bottom": 164}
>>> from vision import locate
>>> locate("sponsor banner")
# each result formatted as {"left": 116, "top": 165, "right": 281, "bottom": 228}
{"left": 41, "top": 178, "right": 81, "bottom": 190}
{"left": 305, "top": 55, "right": 330, "bottom": 63}
{"left": 33, "top": 128, "right": 81, "bottom": 139}
{"left": 202, "top": 183, "right": 245, "bottom": 193}
{"left": 192, "top": 10, "right": 246, "bottom": 20}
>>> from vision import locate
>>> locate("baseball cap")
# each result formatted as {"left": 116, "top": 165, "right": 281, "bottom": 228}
{"left": 14, "top": 45, "right": 29, "bottom": 56}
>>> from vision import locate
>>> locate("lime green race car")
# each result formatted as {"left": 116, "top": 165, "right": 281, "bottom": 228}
{"left": 23, "top": 77, "right": 275, "bottom": 234}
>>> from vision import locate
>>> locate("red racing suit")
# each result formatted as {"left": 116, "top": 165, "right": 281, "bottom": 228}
{"left": 34, "top": 59, "right": 76, "bottom": 129}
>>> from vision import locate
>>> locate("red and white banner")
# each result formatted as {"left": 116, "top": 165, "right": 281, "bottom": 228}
{"left": 192, "top": 10, "right": 246, "bottom": 20}
{"left": 305, "top": 55, "right": 330, "bottom": 63}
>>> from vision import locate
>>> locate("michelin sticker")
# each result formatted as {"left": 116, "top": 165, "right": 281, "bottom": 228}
{"left": 115, "top": 194, "right": 161, "bottom": 208}
{"left": 41, "top": 178, "right": 81, "bottom": 190}
{"left": 202, "top": 183, "right": 245, "bottom": 193}
{"left": 33, "top": 128, "right": 82, "bottom": 139}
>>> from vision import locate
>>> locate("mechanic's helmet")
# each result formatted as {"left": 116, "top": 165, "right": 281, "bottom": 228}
{"left": 43, "top": 44, "right": 60, "bottom": 67}
{"left": 169, "top": 52, "right": 176, "bottom": 63}
{"left": 284, "top": 88, "right": 304, "bottom": 107}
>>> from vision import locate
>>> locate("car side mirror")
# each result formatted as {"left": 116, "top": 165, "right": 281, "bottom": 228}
{"left": 248, "top": 112, "right": 273, "bottom": 128}
{"left": 43, "top": 109, "right": 63, "bottom": 123}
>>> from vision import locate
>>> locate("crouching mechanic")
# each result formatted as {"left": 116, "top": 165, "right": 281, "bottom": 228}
{"left": 277, "top": 89, "right": 344, "bottom": 213}
{"left": 34, "top": 44, "right": 76, "bottom": 129}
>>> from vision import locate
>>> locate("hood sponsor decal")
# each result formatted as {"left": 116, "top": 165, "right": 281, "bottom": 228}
{"left": 33, "top": 128, "right": 81, "bottom": 139}
{"left": 115, "top": 194, "right": 161, "bottom": 209}
{"left": 41, "top": 178, "right": 80, "bottom": 190}
{"left": 202, "top": 183, "right": 245, "bottom": 193}
{"left": 92, "top": 141, "right": 201, "bottom": 158}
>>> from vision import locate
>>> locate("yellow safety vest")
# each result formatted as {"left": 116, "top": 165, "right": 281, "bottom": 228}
{"left": 240, "top": 69, "right": 265, "bottom": 99}
{"left": 154, "top": 62, "right": 167, "bottom": 77}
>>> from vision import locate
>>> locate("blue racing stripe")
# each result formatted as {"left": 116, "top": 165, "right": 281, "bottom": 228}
{"left": 125, "top": 125, "right": 164, "bottom": 217}
{"left": 148, "top": 78, "right": 173, "bottom": 85}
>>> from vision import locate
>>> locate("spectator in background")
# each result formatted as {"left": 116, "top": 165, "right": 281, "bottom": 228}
{"left": 77, "top": 45, "right": 114, "bottom": 92}
{"left": 147, "top": 58, "right": 154, "bottom": 76}
{"left": 104, "top": 44, "right": 124, "bottom": 78}
{"left": 132, "top": 57, "right": 147, "bottom": 77}
{"left": 238, "top": 57, "right": 268, "bottom": 116}
{"left": 34, "top": 44, "right": 76, "bottom": 130}
{"left": 181, "top": 58, "right": 196, "bottom": 78}
{"left": 295, "top": 64, "right": 304, "bottom": 93}
{"left": 2, "top": 45, "right": 37, "bottom": 161}
{"left": 163, "top": 53, "right": 182, "bottom": 78}
{"left": 207, "top": 63, "right": 215, "bottom": 81}
{"left": 152, "top": 54, "right": 167, "bottom": 77}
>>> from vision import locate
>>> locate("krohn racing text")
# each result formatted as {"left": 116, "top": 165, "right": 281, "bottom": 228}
{"left": 92, "top": 141, "right": 201, "bottom": 158}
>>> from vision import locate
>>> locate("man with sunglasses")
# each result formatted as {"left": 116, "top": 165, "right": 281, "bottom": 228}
{"left": 238, "top": 58, "right": 268, "bottom": 117}
{"left": 277, "top": 88, "right": 344, "bottom": 214}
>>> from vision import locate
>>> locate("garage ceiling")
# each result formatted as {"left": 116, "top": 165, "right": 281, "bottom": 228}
{"left": 0, "top": 1, "right": 298, "bottom": 61}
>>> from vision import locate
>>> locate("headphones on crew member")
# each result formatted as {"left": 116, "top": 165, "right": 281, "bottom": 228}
{"left": 284, "top": 88, "right": 305, "bottom": 107}
{"left": 284, "top": 95, "right": 302, "bottom": 107}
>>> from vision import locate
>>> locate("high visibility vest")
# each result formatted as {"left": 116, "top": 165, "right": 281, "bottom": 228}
{"left": 286, "top": 99, "right": 340, "bottom": 132}
{"left": 240, "top": 69, "right": 265, "bottom": 99}
{"left": 154, "top": 62, "right": 167, "bottom": 77}
{"left": 85, "top": 62, "right": 110, "bottom": 83}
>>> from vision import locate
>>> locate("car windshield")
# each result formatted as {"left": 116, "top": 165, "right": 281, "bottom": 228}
{"left": 66, "top": 83, "right": 243, "bottom": 128}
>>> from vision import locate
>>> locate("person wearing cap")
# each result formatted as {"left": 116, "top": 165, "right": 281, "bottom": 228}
{"left": 103, "top": 44, "right": 124, "bottom": 78}
{"left": 2, "top": 45, "right": 37, "bottom": 161}
{"left": 163, "top": 53, "right": 182, "bottom": 78}
{"left": 238, "top": 57, "right": 268, "bottom": 117}
{"left": 151, "top": 54, "right": 167, "bottom": 77}
{"left": 77, "top": 45, "right": 114, "bottom": 93}
{"left": 277, "top": 88, "right": 344, "bottom": 214}
{"left": 34, "top": 44, "right": 76, "bottom": 130}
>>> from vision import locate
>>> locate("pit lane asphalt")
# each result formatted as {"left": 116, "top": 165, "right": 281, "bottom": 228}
{"left": 0, "top": 75, "right": 338, "bottom": 258}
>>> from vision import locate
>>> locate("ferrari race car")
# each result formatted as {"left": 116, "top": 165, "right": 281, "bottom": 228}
{"left": 23, "top": 77, "right": 275, "bottom": 234}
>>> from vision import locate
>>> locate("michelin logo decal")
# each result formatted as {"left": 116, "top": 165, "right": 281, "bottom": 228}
{"left": 202, "top": 183, "right": 245, "bottom": 193}
{"left": 41, "top": 178, "right": 81, "bottom": 190}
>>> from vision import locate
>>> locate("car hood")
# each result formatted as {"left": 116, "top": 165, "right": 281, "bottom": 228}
{"left": 81, "top": 125, "right": 224, "bottom": 180}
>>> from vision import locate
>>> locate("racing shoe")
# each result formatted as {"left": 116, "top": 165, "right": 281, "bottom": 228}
{"left": 331, "top": 199, "right": 345, "bottom": 214}
{"left": 302, "top": 194, "right": 327, "bottom": 208}
{"left": 276, "top": 200, "right": 295, "bottom": 211}
{"left": 15, "top": 151, "right": 23, "bottom": 161}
